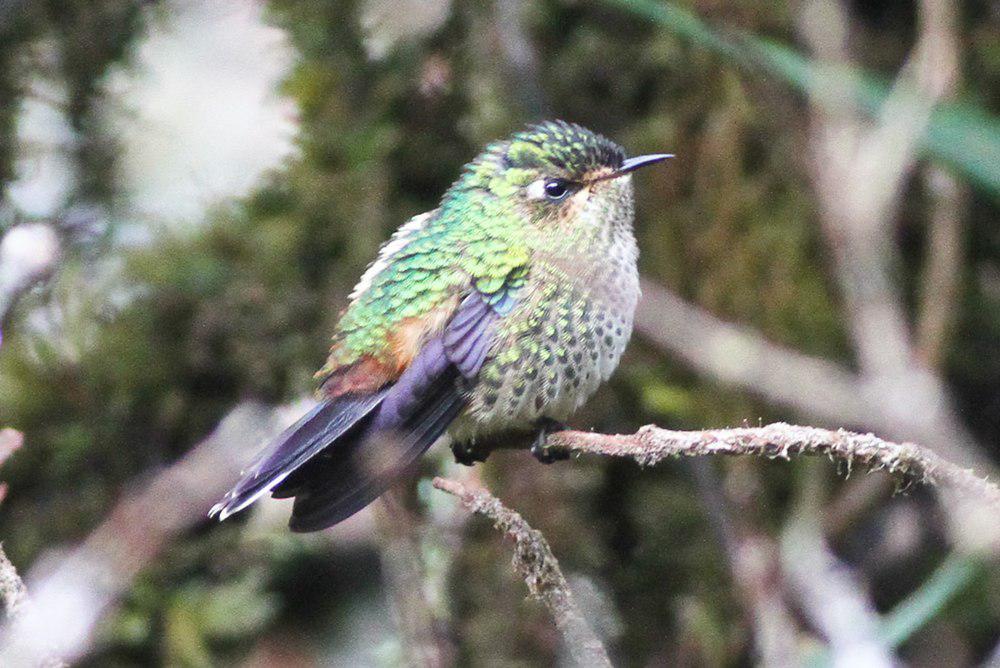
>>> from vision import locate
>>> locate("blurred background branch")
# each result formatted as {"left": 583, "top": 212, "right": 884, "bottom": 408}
{"left": 0, "top": 222, "right": 60, "bottom": 342}
{"left": 0, "top": 402, "right": 297, "bottom": 666}
{"left": 914, "top": 0, "right": 966, "bottom": 370}
{"left": 688, "top": 460, "right": 800, "bottom": 667}
{"left": 781, "top": 463, "right": 895, "bottom": 668}
{"left": 634, "top": 278, "right": 871, "bottom": 425}
{"left": 374, "top": 488, "right": 456, "bottom": 668}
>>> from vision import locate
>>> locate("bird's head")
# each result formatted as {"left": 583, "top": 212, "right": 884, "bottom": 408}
{"left": 446, "top": 120, "right": 671, "bottom": 238}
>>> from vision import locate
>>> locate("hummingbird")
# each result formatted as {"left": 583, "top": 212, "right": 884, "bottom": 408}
{"left": 211, "top": 121, "right": 671, "bottom": 531}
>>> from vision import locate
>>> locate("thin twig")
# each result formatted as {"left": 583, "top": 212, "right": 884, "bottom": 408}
{"left": 432, "top": 477, "right": 612, "bottom": 668}
{"left": 545, "top": 423, "right": 1000, "bottom": 515}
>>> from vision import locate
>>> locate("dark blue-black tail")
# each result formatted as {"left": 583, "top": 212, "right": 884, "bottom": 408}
{"left": 210, "top": 339, "right": 468, "bottom": 532}
{"left": 208, "top": 392, "right": 388, "bottom": 523}
{"left": 277, "top": 363, "right": 465, "bottom": 531}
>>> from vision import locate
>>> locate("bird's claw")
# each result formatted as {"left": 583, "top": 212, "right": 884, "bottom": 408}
{"left": 530, "top": 420, "right": 569, "bottom": 464}
{"left": 451, "top": 440, "right": 487, "bottom": 466}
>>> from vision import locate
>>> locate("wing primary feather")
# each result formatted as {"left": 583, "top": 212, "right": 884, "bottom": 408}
{"left": 287, "top": 368, "right": 466, "bottom": 532}
{"left": 443, "top": 291, "right": 499, "bottom": 379}
{"left": 209, "top": 391, "right": 387, "bottom": 520}
{"left": 282, "top": 288, "right": 506, "bottom": 530}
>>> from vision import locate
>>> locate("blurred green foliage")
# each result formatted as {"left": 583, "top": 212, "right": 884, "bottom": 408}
{"left": 615, "top": 0, "right": 1000, "bottom": 193}
{"left": 0, "top": 0, "right": 998, "bottom": 665}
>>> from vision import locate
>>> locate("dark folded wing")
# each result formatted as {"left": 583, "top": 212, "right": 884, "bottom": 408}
{"left": 211, "top": 286, "right": 511, "bottom": 531}
{"left": 282, "top": 339, "right": 466, "bottom": 531}
{"left": 281, "top": 291, "right": 503, "bottom": 531}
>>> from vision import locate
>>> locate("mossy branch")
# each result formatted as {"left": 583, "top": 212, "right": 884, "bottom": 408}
{"left": 440, "top": 421, "right": 998, "bottom": 664}
{"left": 545, "top": 422, "right": 1000, "bottom": 512}
{"left": 460, "top": 421, "right": 1000, "bottom": 521}
{"left": 432, "top": 477, "right": 612, "bottom": 668}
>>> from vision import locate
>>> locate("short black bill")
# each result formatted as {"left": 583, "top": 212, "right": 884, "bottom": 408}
{"left": 616, "top": 153, "right": 674, "bottom": 176}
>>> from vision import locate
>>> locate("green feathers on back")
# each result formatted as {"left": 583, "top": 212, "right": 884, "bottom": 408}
{"left": 324, "top": 183, "right": 529, "bottom": 372}
{"left": 321, "top": 121, "right": 627, "bottom": 376}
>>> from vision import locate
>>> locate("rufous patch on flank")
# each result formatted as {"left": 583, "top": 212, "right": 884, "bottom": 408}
{"left": 319, "top": 355, "right": 396, "bottom": 398}
{"left": 388, "top": 296, "right": 459, "bottom": 371}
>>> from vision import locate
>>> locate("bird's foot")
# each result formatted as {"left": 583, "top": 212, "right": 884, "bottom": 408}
{"left": 451, "top": 440, "right": 488, "bottom": 466}
{"left": 530, "top": 419, "right": 570, "bottom": 464}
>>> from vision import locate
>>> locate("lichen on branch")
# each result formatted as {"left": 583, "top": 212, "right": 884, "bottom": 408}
{"left": 432, "top": 477, "right": 612, "bottom": 668}
{"left": 545, "top": 422, "right": 1000, "bottom": 513}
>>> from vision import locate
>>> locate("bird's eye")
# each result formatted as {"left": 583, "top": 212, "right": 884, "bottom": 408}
{"left": 543, "top": 179, "right": 570, "bottom": 201}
